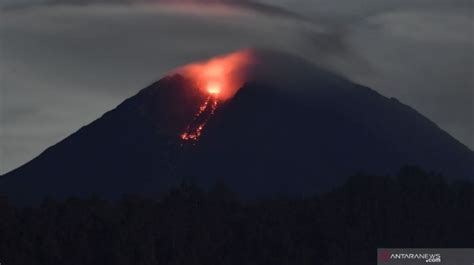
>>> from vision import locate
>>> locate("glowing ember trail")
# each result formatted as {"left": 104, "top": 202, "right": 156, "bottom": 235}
{"left": 180, "top": 95, "right": 219, "bottom": 142}
{"left": 178, "top": 50, "right": 255, "bottom": 142}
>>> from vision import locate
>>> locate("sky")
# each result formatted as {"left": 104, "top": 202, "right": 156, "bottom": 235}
{"left": 0, "top": 0, "right": 473, "bottom": 174}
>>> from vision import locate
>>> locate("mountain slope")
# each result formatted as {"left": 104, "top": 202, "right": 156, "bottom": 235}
{"left": 1, "top": 52, "right": 472, "bottom": 204}
{"left": 180, "top": 80, "right": 473, "bottom": 198}
{"left": 0, "top": 75, "right": 203, "bottom": 204}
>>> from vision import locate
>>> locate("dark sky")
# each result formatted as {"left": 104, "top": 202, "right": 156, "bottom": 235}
{"left": 0, "top": 0, "right": 473, "bottom": 173}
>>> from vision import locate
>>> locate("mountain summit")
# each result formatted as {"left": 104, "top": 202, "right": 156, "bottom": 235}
{"left": 1, "top": 50, "right": 473, "bottom": 204}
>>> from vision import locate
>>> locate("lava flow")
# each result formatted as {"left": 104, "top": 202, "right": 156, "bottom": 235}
{"left": 178, "top": 50, "right": 254, "bottom": 142}
{"left": 180, "top": 94, "right": 219, "bottom": 142}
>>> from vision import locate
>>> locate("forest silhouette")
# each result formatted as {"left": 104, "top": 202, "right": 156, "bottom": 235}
{"left": 1, "top": 166, "right": 473, "bottom": 265}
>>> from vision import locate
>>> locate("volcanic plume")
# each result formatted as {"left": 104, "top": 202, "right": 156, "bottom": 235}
{"left": 178, "top": 50, "right": 254, "bottom": 100}
{"left": 177, "top": 50, "right": 254, "bottom": 142}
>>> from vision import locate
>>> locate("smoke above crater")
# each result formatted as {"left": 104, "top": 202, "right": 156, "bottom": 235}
{"left": 174, "top": 48, "right": 348, "bottom": 100}
{"left": 175, "top": 49, "right": 256, "bottom": 101}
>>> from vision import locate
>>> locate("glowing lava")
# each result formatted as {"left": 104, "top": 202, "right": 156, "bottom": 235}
{"left": 180, "top": 95, "right": 219, "bottom": 142}
{"left": 206, "top": 82, "right": 221, "bottom": 95}
{"left": 178, "top": 50, "right": 254, "bottom": 101}
{"left": 178, "top": 50, "right": 255, "bottom": 142}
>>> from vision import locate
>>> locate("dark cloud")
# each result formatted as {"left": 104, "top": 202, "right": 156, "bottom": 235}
{"left": 3, "top": 0, "right": 307, "bottom": 20}
{"left": 231, "top": 0, "right": 306, "bottom": 20}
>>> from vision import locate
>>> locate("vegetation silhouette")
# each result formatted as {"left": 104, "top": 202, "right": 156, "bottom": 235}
{"left": 0, "top": 166, "right": 472, "bottom": 265}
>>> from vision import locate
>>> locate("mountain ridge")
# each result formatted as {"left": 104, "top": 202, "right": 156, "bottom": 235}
{"left": 1, "top": 58, "right": 473, "bottom": 204}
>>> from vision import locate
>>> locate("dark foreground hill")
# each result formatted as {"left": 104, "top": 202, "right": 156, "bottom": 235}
{"left": 1, "top": 168, "right": 473, "bottom": 265}
{"left": 1, "top": 51, "right": 473, "bottom": 204}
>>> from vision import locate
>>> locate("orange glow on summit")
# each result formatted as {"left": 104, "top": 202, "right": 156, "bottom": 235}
{"left": 206, "top": 82, "right": 222, "bottom": 95}
{"left": 179, "top": 50, "right": 254, "bottom": 100}
{"left": 178, "top": 50, "right": 255, "bottom": 142}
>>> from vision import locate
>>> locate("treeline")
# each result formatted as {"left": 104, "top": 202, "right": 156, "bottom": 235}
{"left": 0, "top": 166, "right": 473, "bottom": 265}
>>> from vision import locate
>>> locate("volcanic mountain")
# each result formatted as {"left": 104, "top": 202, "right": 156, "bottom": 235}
{"left": 1, "top": 50, "right": 473, "bottom": 205}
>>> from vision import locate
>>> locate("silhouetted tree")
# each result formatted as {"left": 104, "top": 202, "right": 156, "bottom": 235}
{"left": 0, "top": 167, "right": 472, "bottom": 265}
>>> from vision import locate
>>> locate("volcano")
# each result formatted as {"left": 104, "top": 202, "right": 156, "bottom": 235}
{"left": 1, "top": 50, "right": 473, "bottom": 205}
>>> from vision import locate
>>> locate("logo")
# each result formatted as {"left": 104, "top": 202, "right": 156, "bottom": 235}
{"left": 378, "top": 249, "right": 441, "bottom": 263}
{"left": 378, "top": 250, "right": 391, "bottom": 262}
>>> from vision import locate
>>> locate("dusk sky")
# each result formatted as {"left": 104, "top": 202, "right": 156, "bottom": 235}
{"left": 1, "top": 0, "right": 473, "bottom": 174}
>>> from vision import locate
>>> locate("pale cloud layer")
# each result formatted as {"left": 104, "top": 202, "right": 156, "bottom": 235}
{"left": 1, "top": 0, "right": 473, "bottom": 174}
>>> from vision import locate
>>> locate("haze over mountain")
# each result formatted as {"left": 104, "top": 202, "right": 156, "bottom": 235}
{"left": 1, "top": 50, "right": 472, "bottom": 205}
